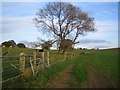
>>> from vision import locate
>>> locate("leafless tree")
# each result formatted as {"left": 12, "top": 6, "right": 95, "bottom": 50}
{"left": 40, "top": 39, "right": 57, "bottom": 50}
{"left": 34, "top": 2, "right": 96, "bottom": 49}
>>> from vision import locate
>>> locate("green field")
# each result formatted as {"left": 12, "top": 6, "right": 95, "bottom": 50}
{"left": 72, "top": 49, "right": 118, "bottom": 87}
{"left": 90, "top": 49, "right": 118, "bottom": 84}
{"left": 1, "top": 47, "right": 118, "bottom": 88}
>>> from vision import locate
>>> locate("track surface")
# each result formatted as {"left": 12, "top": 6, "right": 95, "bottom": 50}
{"left": 47, "top": 61, "right": 116, "bottom": 88}
{"left": 81, "top": 63, "right": 116, "bottom": 88}
{"left": 47, "top": 65, "right": 76, "bottom": 88}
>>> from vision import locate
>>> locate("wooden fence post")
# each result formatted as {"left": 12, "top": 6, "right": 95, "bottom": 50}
{"left": 72, "top": 53, "right": 74, "bottom": 57}
{"left": 64, "top": 52, "right": 67, "bottom": 60}
{"left": 70, "top": 53, "right": 73, "bottom": 58}
{"left": 47, "top": 52, "right": 50, "bottom": 66}
{"left": 41, "top": 52, "right": 44, "bottom": 63}
{"left": 41, "top": 52, "right": 44, "bottom": 68}
{"left": 33, "top": 52, "right": 36, "bottom": 71}
{"left": 20, "top": 52, "right": 25, "bottom": 73}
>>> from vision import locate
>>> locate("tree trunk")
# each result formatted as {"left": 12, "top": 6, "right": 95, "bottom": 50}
{"left": 62, "top": 48, "right": 66, "bottom": 54}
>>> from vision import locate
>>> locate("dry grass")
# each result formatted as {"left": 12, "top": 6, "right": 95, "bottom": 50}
{"left": 22, "top": 68, "right": 33, "bottom": 80}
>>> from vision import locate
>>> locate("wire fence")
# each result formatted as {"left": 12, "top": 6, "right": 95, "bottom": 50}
{"left": 1, "top": 51, "right": 73, "bottom": 83}
{"left": 1, "top": 56, "right": 20, "bottom": 83}
{"left": 1, "top": 51, "right": 50, "bottom": 83}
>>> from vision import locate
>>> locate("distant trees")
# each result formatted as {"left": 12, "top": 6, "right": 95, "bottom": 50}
{"left": 29, "top": 42, "right": 40, "bottom": 49}
{"left": 17, "top": 43, "right": 26, "bottom": 48}
{"left": 41, "top": 40, "right": 56, "bottom": 50}
{"left": 1, "top": 40, "right": 26, "bottom": 48}
{"left": 41, "top": 41, "right": 52, "bottom": 50}
{"left": 1, "top": 40, "right": 16, "bottom": 47}
{"left": 17, "top": 40, "right": 55, "bottom": 49}
{"left": 34, "top": 2, "right": 96, "bottom": 52}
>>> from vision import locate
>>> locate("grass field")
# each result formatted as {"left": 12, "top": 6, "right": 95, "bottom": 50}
{"left": 1, "top": 47, "right": 119, "bottom": 88}
{"left": 71, "top": 49, "right": 118, "bottom": 87}
{"left": 90, "top": 49, "right": 118, "bottom": 84}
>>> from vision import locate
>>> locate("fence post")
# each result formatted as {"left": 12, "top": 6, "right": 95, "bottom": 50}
{"left": 64, "top": 52, "right": 67, "bottom": 60}
{"left": 33, "top": 52, "right": 36, "bottom": 71}
{"left": 41, "top": 52, "right": 44, "bottom": 63}
{"left": 72, "top": 53, "right": 74, "bottom": 57}
{"left": 41, "top": 52, "right": 44, "bottom": 68}
{"left": 70, "top": 53, "right": 72, "bottom": 58}
{"left": 20, "top": 52, "right": 25, "bottom": 73}
{"left": 47, "top": 52, "right": 50, "bottom": 66}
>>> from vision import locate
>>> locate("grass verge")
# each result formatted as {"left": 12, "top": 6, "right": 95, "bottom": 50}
{"left": 90, "top": 49, "right": 118, "bottom": 85}
{"left": 71, "top": 54, "right": 88, "bottom": 88}
{"left": 2, "top": 57, "right": 73, "bottom": 88}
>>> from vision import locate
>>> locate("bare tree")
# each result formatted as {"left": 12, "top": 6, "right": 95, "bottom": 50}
{"left": 40, "top": 39, "right": 56, "bottom": 50}
{"left": 34, "top": 2, "right": 96, "bottom": 50}
{"left": 41, "top": 40, "right": 52, "bottom": 50}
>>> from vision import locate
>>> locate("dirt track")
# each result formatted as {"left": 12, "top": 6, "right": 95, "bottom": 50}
{"left": 47, "top": 65, "right": 76, "bottom": 88}
{"left": 81, "top": 63, "right": 117, "bottom": 88}
{"left": 47, "top": 62, "right": 117, "bottom": 88}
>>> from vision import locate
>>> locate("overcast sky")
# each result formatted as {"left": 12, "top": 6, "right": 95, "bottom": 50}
{"left": 0, "top": 0, "right": 119, "bottom": 49}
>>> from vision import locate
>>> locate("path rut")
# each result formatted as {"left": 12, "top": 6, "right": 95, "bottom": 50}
{"left": 47, "top": 60, "right": 117, "bottom": 88}
{"left": 81, "top": 63, "right": 117, "bottom": 88}
{"left": 47, "top": 65, "right": 75, "bottom": 88}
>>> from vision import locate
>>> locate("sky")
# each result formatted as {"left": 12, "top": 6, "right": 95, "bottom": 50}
{"left": 0, "top": 0, "right": 119, "bottom": 49}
